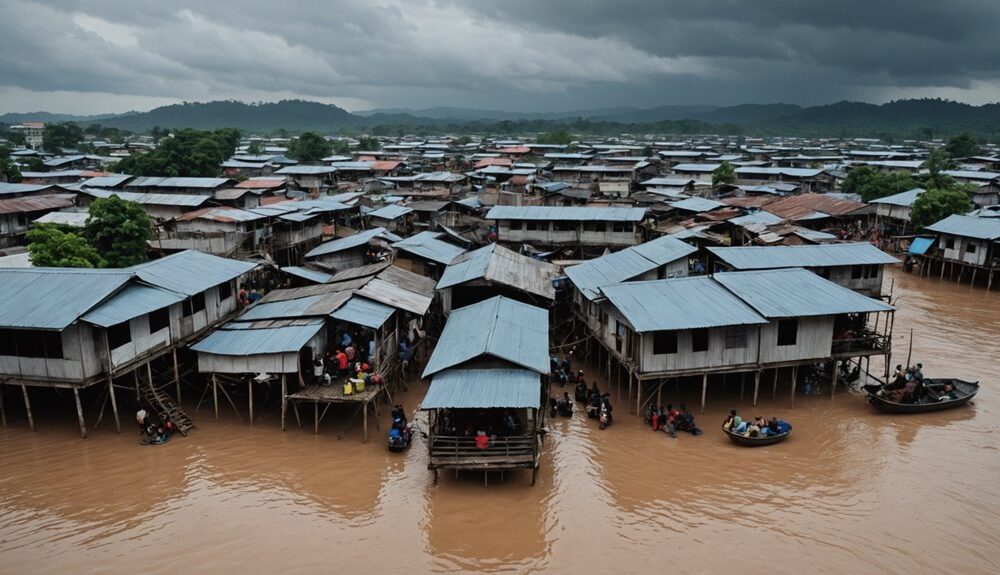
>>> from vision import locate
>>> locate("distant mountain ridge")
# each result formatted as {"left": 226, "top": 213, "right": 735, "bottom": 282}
{"left": 3, "top": 98, "right": 999, "bottom": 138}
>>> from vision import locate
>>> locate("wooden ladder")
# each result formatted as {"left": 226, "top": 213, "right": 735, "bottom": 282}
{"left": 141, "top": 377, "right": 194, "bottom": 436}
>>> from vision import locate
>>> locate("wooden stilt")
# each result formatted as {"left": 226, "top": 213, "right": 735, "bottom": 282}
{"left": 971, "top": 266, "right": 977, "bottom": 286}
{"left": 739, "top": 372, "right": 745, "bottom": 403}
{"left": 314, "top": 402, "right": 319, "bottom": 434}
{"left": 941, "top": 258, "right": 946, "bottom": 279}
{"left": 752, "top": 370, "right": 761, "bottom": 406}
{"left": 212, "top": 374, "right": 219, "bottom": 420}
{"left": 173, "top": 348, "right": 181, "bottom": 404}
{"left": 134, "top": 370, "right": 140, "bottom": 401}
{"left": 772, "top": 369, "right": 778, "bottom": 400}
{"left": 363, "top": 401, "right": 369, "bottom": 443}
{"left": 635, "top": 373, "right": 641, "bottom": 415}
{"left": 790, "top": 365, "right": 797, "bottom": 408}
{"left": 146, "top": 361, "right": 154, "bottom": 396}
{"left": 0, "top": 385, "right": 6, "bottom": 427}
{"left": 830, "top": 361, "right": 838, "bottom": 399}
{"left": 21, "top": 384, "right": 34, "bottom": 431}
{"left": 700, "top": 373, "right": 708, "bottom": 414}
{"left": 108, "top": 375, "right": 120, "bottom": 433}
{"left": 73, "top": 387, "right": 87, "bottom": 438}
{"left": 281, "top": 374, "right": 287, "bottom": 431}
{"left": 988, "top": 270, "right": 994, "bottom": 291}
{"left": 656, "top": 379, "right": 662, "bottom": 408}
{"left": 248, "top": 379, "right": 254, "bottom": 426}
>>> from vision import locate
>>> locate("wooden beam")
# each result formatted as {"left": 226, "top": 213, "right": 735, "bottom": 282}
{"left": 213, "top": 374, "right": 219, "bottom": 420}
{"left": 21, "top": 384, "right": 34, "bottom": 431}
{"left": 634, "top": 372, "right": 641, "bottom": 416}
{"left": 772, "top": 368, "right": 778, "bottom": 401}
{"left": 281, "top": 374, "right": 287, "bottom": 432}
{"left": 73, "top": 387, "right": 87, "bottom": 438}
{"left": 363, "top": 401, "right": 369, "bottom": 443}
{"left": 700, "top": 373, "right": 708, "bottom": 414}
{"left": 830, "top": 361, "right": 838, "bottom": 399}
{"left": 314, "top": 401, "right": 319, "bottom": 435}
{"left": 248, "top": 379, "right": 254, "bottom": 426}
{"left": 172, "top": 348, "right": 181, "bottom": 405}
{"left": 789, "top": 365, "right": 797, "bottom": 408}
{"left": 752, "top": 370, "right": 761, "bottom": 407}
{"left": 0, "top": 385, "right": 6, "bottom": 427}
{"left": 109, "top": 375, "right": 120, "bottom": 433}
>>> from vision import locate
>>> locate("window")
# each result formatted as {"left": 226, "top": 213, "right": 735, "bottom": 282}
{"left": 966, "top": 243, "right": 976, "bottom": 253}
{"left": 107, "top": 321, "right": 132, "bottom": 350}
{"left": 725, "top": 326, "right": 748, "bottom": 349}
{"left": 851, "top": 265, "right": 863, "bottom": 279}
{"left": 593, "top": 222, "right": 606, "bottom": 232}
{"left": 614, "top": 320, "right": 625, "bottom": 353}
{"left": 653, "top": 331, "right": 678, "bottom": 355}
{"left": 184, "top": 293, "right": 206, "bottom": 316}
{"left": 511, "top": 221, "right": 523, "bottom": 231}
{"left": 691, "top": 328, "right": 709, "bottom": 352}
{"left": 0, "top": 329, "right": 62, "bottom": 358}
{"left": 556, "top": 221, "right": 575, "bottom": 231}
{"left": 583, "top": 222, "right": 596, "bottom": 232}
{"left": 612, "top": 222, "right": 626, "bottom": 233}
{"left": 218, "top": 281, "right": 232, "bottom": 301}
{"left": 944, "top": 237, "right": 955, "bottom": 249}
{"left": 525, "top": 221, "right": 538, "bottom": 231}
{"left": 149, "top": 307, "right": 170, "bottom": 333}
{"left": 777, "top": 319, "right": 798, "bottom": 346}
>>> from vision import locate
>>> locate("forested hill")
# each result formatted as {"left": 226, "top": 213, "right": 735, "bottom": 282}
{"left": 6, "top": 98, "right": 1000, "bottom": 139}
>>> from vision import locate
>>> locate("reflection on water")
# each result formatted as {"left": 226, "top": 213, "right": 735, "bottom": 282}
{"left": 1, "top": 268, "right": 999, "bottom": 574}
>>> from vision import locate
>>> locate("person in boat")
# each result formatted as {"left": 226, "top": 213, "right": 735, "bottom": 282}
{"left": 750, "top": 416, "right": 768, "bottom": 437}
{"left": 913, "top": 363, "right": 924, "bottom": 382}
{"left": 887, "top": 365, "right": 907, "bottom": 390}
{"left": 936, "top": 383, "right": 958, "bottom": 401}
{"left": 745, "top": 419, "right": 760, "bottom": 438}
{"left": 768, "top": 417, "right": 781, "bottom": 435}
{"left": 559, "top": 392, "right": 574, "bottom": 416}
{"left": 391, "top": 405, "right": 407, "bottom": 426}
{"left": 722, "top": 409, "right": 738, "bottom": 431}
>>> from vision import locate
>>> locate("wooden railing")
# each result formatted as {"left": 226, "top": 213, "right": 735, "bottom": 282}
{"left": 832, "top": 329, "right": 889, "bottom": 355}
{"left": 429, "top": 434, "right": 536, "bottom": 462}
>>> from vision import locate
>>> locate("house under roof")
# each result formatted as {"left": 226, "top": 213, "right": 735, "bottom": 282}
{"left": 437, "top": 243, "right": 558, "bottom": 300}
{"left": 566, "top": 236, "right": 697, "bottom": 301}
{"left": 707, "top": 243, "right": 899, "bottom": 270}
{"left": 486, "top": 206, "right": 647, "bottom": 222}
{"left": 924, "top": 214, "right": 1000, "bottom": 240}
{"left": 714, "top": 268, "right": 895, "bottom": 318}
{"left": 392, "top": 231, "right": 466, "bottom": 265}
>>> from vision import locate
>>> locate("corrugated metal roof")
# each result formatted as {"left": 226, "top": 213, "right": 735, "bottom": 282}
{"left": 80, "top": 188, "right": 210, "bottom": 207}
{"left": 669, "top": 197, "right": 725, "bottom": 213}
{"left": 909, "top": 237, "right": 934, "bottom": 254}
{"left": 715, "top": 269, "right": 894, "bottom": 318}
{"left": 32, "top": 210, "right": 89, "bottom": 227}
{"left": 566, "top": 236, "right": 696, "bottom": 300}
{"left": 0, "top": 194, "right": 74, "bottom": 215}
{"left": 422, "top": 296, "right": 549, "bottom": 378}
{"left": 708, "top": 243, "right": 899, "bottom": 269}
{"left": 281, "top": 266, "right": 334, "bottom": 284}
{"left": 130, "top": 250, "right": 257, "bottom": 296}
{"left": 238, "top": 294, "right": 336, "bottom": 321}
{"left": 330, "top": 296, "right": 395, "bottom": 328}
{"left": 421, "top": 368, "right": 541, "bottom": 410}
{"left": 436, "top": 243, "right": 558, "bottom": 299}
{"left": 129, "top": 177, "right": 231, "bottom": 188}
{"left": 274, "top": 166, "right": 337, "bottom": 175}
{"left": 486, "top": 206, "right": 647, "bottom": 222}
{"left": 728, "top": 210, "right": 784, "bottom": 228}
{"left": 191, "top": 319, "right": 325, "bottom": 355}
{"left": 367, "top": 203, "right": 413, "bottom": 220}
{"left": 0, "top": 183, "right": 55, "bottom": 196}
{"left": 305, "top": 227, "right": 393, "bottom": 258}
{"left": 763, "top": 193, "right": 868, "bottom": 220}
{"left": 81, "top": 284, "right": 185, "bottom": 327}
{"left": 82, "top": 175, "right": 132, "bottom": 188}
{"left": 601, "top": 277, "right": 767, "bottom": 333}
{"left": 925, "top": 214, "right": 1000, "bottom": 240}
{"left": 0, "top": 269, "right": 133, "bottom": 330}
{"left": 392, "top": 231, "right": 466, "bottom": 265}
{"left": 869, "top": 188, "right": 925, "bottom": 207}
{"left": 355, "top": 278, "right": 433, "bottom": 315}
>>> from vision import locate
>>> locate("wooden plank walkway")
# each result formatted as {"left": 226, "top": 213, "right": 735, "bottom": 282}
{"left": 284, "top": 382, "right": 391, "bottom": 442}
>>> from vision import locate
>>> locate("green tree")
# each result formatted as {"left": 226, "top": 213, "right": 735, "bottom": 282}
{"left": 841, "top": 166, "right": 878, "bottom": 195}
{"left": 84, "top": 195, "right": 153, "bottom": 267}
{"left": 944, "top": 133, "right": 980, "bottom": 159}
{"left": 288, "top": 132, "right": 333, "bottom": 162}
{"left": 114, "top": 128, "right": 240, "bottom": 176}
{"left": 0, "top": 146, "right": 20, "bottom": 182}
{"left": 331, "top": 139, "right": 352, "bottom": 156}
{"left": 356, "top": 136, "right": 381, "bottom": 151}
{"left": 246, "top": 140, "right": 264, "bottom": 155}
{"left": 536, "top": 128, "right": 574, "bottom": 145}
{"left": 920, "top": 149, "right": 956, "bottom": 190}
{"left": 455, "top": 135, "right": 472, "bottom": 146}
{"left": 25, "top": 157, "right": 45, "bottom": 172}
{"left": 712, "top": 161, "right": 737, "bottom": 186}
{"left": 42, "top": 122, "right": 84, "bottom": 153}
{"left": 842, "top": 166, "right": 917, "bottom": 202}
{"left": 27, "top": 224, "right": 105, "bottom": 268}
{"left": 910, "top": 186, "right": 973, "bottom": 231}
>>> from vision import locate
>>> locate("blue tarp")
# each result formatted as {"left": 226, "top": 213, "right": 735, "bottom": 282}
{"left": 909, "top": 237, "right": 934, "bottom": 255}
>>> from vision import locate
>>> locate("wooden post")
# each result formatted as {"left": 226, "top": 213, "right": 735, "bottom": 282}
{"left": 21, "top": 384, "right": 34, "bottom": 431}
{"left": 0, "top": 385, "right": 6, "bottom": 427}
{"left": 314, "top": 402, "right": 319, "bottom": 434}
{"left": 134, "top": 370, "right": 140, "bottom": 402}
{"left": 363, "top": 401, "right": 369, "bottom": 443}
{"left": 212, "top": 374, "right": 219, "bottom": 420}
{"left": 830, "top": 361, "right": 838, "bottom": 399}
{"left": 281, "top": 374, "right": 287, "bottom": 431}
{"left": 752, "top": 370, "right": 761, "bottom": 406}
{"left": 108, "top": 376, "right": 120, "bottom": 433}
{"left": 772, "top": 369, "right": 778, "bottom": 400}
{"left": 789, "top": 365, "right": 797, "bottom": 408}
{"left": 971, "top": 267, "right": 978, "bottom": 286}
{"left": 988, "top": 270, "right": 994, "bottom": 291}
{"left": 940, "top": 258, "right": 946, "bottom": 279}
{"left": 172, "top": 348, "right": 181, "bottom": 404}
{"left": 73, "top": 387, "right": 87, "bottom": 438}
{"left": 700, "top": 373, "right": 708, "bottom": 414}
{"left": 248, "top": 379, "right": 254, "bottom": 426}
{"left": 635, "top": 373, "right": 641, "bottom": 416}
{"left": 739, "top": 372, "right": 745, "bottom": 403}
{"left": 656, "top": 379, "right": 662, "bottom": 408}
{"left": 146, "top": 361, "right": 154, "bottom": 396}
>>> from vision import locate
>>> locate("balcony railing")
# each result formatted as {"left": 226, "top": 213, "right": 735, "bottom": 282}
{"left": 832, "top": 329, "right": 889, "bottom": 355}
{"left": 428, "top": 434, "right": 537, "bottom": 468}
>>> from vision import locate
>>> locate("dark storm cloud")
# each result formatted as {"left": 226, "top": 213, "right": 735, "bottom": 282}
{"left": 0, "top": 0, "right": 998, "bottom": 114}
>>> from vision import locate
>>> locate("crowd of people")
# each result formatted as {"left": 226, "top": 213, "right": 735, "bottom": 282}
{"left": 437, "top": 409, "right": 524, "bottom": 447}
{"left": 881, "top": 362, "right": 958, "bottom": 403}
{"left": 722, "top": 410, "right": 790, "bottom": 438}
{"left": 136, "top": 408, "right": 176, "bottom": 444}
{"left": 644, "top": 403, "right": 702, "bottom": 438}
{"left": 312, "top": 329, "right": 383, "bottom": 394}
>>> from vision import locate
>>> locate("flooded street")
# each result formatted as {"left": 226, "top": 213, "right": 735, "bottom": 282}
{"left": 1, "top": 267, "right": 998, "bottom": 574}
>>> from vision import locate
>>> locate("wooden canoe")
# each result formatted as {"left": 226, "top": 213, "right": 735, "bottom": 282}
{"left": 863, "top": 379, "right": 979, "bottom": 414}
{"left": 722, "top": 425, "right": 791, "bottom": 446}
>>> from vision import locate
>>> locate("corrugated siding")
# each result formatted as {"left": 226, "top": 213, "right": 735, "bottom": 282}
{"left": 281, "top": 266, "right": 334, "bottom": 284}
{"left": 708, "top": 243, "right": 899, "bottom": 269}
{"left": 304, "top": 227, "right": 389, "bottom": 258}
{"left": 392, "top": 231, "right": 466, "bottom": 265}
{"left": 714, "top": 268, "right": 895, "bottom": 318}
{"left": 421, "top": 368, "right": 541, "bottom": 409}
{"left": 330, "top": 296, "right": 395, "bottom": 328}
{"left": 422, "top": 296, "right": 549, "bottom": 378}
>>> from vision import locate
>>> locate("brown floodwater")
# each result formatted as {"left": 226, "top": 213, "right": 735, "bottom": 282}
{"left": 2, "top": 267, "right": 999, "bottom": 574}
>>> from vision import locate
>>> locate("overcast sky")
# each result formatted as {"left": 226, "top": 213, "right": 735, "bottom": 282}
{"left": 2, "top": 0, "right": 999, "bottom": 115}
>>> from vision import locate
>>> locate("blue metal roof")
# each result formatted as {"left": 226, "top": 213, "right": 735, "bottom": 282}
{"left": 437, "top": 243, "right": 557, "bottom": 298}
{"left": 0, "top": 183, "right": 57, "bottom": 196}
{"left": 925, "top": 214, "right": 1000, "bottom": 240}
{"left": 129, "top": 176, "right": 231, "bottom": 188}
{"left": 79, "top": 189, "right": 210, "bottom": 207}
{"left": 191, "top": 319, "right": 325, "bottom": 355}
{"left": 130, "top": 251, "right": 257, "bottom": 296}
{"left": 565, "top": 236, "right": 696, "bottom": 300}
{"left": 486, "top": 206, "right": 647, "bottom": 222}
{"left": 728, "top": 211, "right": 784, "bottom": 228}
{"left": 908, "top": 237, "right": 934, "bottom": 255}
{"left": 81, "top": 284, "right": 185, "bottom": 328}
{"left": 330, "top": 296, "right": 395, "bottom": 328}
{"left": 421, "top": 368, "right": 542, "bottom": 410}
{"left": 238, "top": 294, "right": 331, "bottom": 321}
{"left": 281, "top": 266, "right": 334, "bottom": 284}
{"left": 869, "top": 188, "right": 925, "bottom": 207}
{"left": 422, "top": 296, "right": 549, "bottom": 378}
{"left": 601, "top": 277, "right": 767, "bottom": 333}
{"left": 392, "top": 231, "right": 466, "bottom": 265}
{"left": 708, "top": 243, "right": 899, "bottom": 270}
{"left": 437, "top": 243, "right": 494, "bottom": 289}
{"left": 305, "top": 227, "right": 392, "bottom": 258}
{"left": 669, "top": 197, "right": 725, "bottom": 212}
{"left": 0, "top": 269, "right": 133, "bottom": 330}
{"left": 367, "top": 203, "right": 414, "bottom": 220}
{"left": 714, "top": 269, "right": 895, "bottom": 318}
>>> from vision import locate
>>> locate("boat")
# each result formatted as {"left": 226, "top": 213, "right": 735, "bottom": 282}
{"left": 722, "top": 425, "right": 791, "bottom": 447}
{"left": 388, "top": 423, "right": 413, "bottom": 452}
{"left": 862, "top": 379, "right": 979, "bottom": 414}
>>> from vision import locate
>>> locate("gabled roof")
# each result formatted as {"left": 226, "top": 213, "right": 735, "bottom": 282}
{"left": 304, "top": 227, "right": 396, "bottom": 258}
{"left": 869, "top": 188, "right": 926, "bottom": 207}
{"left": 601, "top": 277, "right": 767, "bottom": 333}
{"left": 392, "top": 231, "right": 466, "bottom": 265}
{"left": 421, "top": 368, "right": 542, "bottom": 410}
{"left": 708, "top": 243, "right": 899, "bottom": 270}
{"left": 129, "top": 250, "right": 257, "bottom": 296}
{"left": 714, "top": 268, "right": 894, "bottom": 318}
{"left": 925, "top": 214, "right": 1000, "bottom": 240}
{"left": 367, "top": 203, "right": 413, "bottom": 220}
{"left": 437, "top": 243, "right": 558, "bottom": 299}
{"left": 486, "top": 206, "right": 647, "bottom": 222}
{"left": 0, "top": 269, "right": 133, "bottom": 330}
{"left": 422, "top": 296, "right": 549, "bottom": 378}
{"left": 80, "top": 285, "right": 186, "bottom": 328}
{"left": 190, "top": 319, "right": 326, "bottom": 356}
{"left": 565, "top": 236, "right": 697, "bottom": 300}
